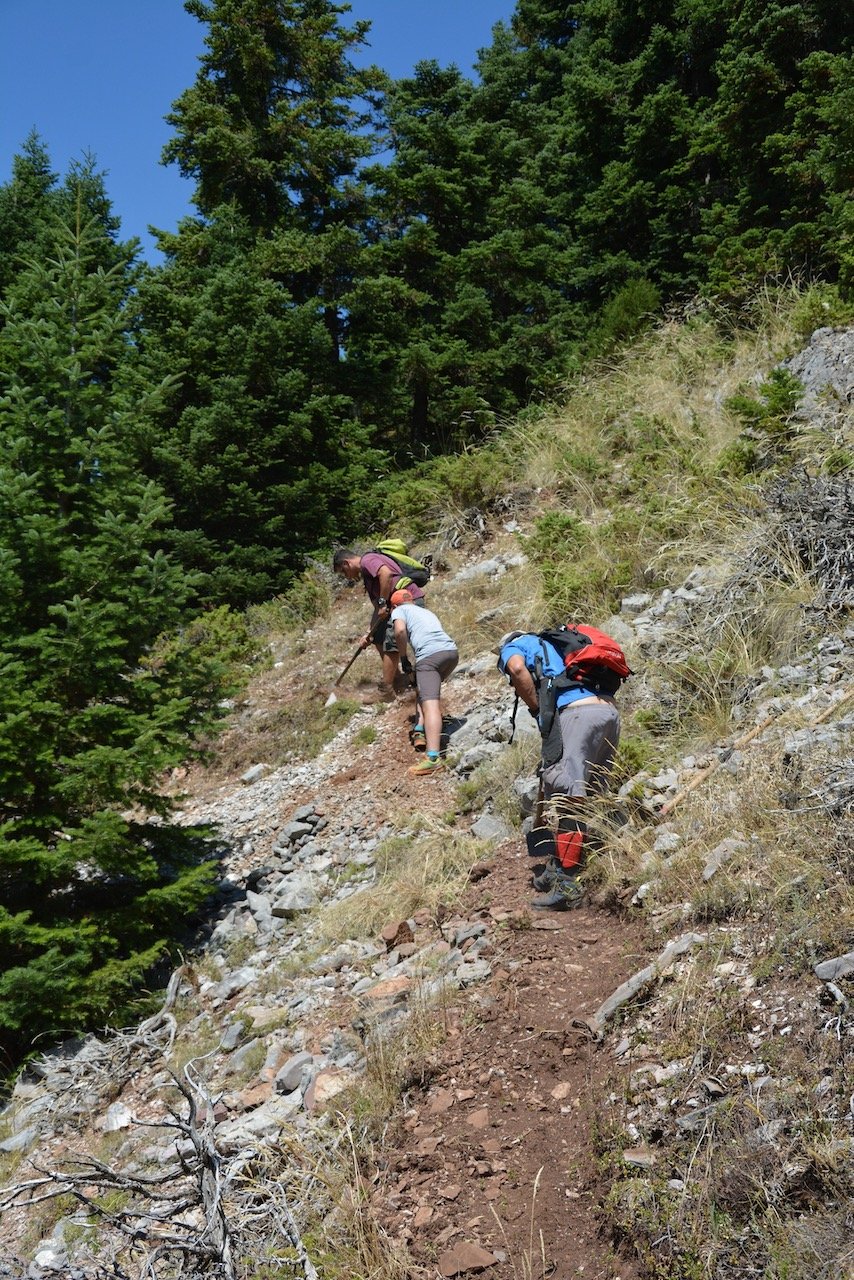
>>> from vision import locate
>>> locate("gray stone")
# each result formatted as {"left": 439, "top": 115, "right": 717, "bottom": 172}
{"left": 0, "top": 1125, "right": 38, "bottom": 1153}
{"left": 456, "top": 744, "right": 502, "bottom": 774}
{"left": 470, "top": 813, "right": 513, "bottom": 842}
{"left": 653, "top": 830, "right": 682, "bottom": 855}
{"left": 11, "top": 1078, "right": 44, "bottom": 1102}
{"left": 230, "top": 1037, "right": 263, "bottom": 1072}
{"left": 212, "top": 967, "right": 259, "bottom": 1000}
{"left": 220, "top": 1021, "right": 246, "bottom": 1052}
{"left": 455, "top": 922, "right": 487, "bottom": 947}
{"left": 275, "top": 1051, "right": 314, "bottom": 1093}
{"left": 10, "top": 1096, "right": 54, "bottom": 1130}
{"left": 31, "top": 1242, "right": 68, "bottom": 1274}
{"left": 465, "top": 655, "right": 501, "bottom": 677}
{"left": 271, "top": 872, "right": 318, "bottom": 915}
{"left": 246, "top": 890, "right": 274, "bottom": 929}
{"left": 446, "top": 708, "right": 495, "bottom": 753}
{"left": 292, "top": 804, "right": 317, "bottom": 823}
{"left": 784, "top": 327, "right": 854, "bottom": 432}
{"left": 508, "top": 709, "right": 540, "bottom": 741}
{"left": 513, "top": 775, "right": 540, "bottom": 815}
{"left": 621, "top": 593, "right": 653, "bottom": 616}
{"left": 309, "top": 944, "right": 361, "bottom": 973}
{"left": 702, "top": 837, "right": 748, "bottom": 881}
{"left": 216, "top": 1091, "right": 302, "bottom": 1146}
{"left": 455, "top": 960, "right": 492, "bottom": 985}
{"left": 814, "top": 952, "right": 854, "bottom": 982}
{"left": 101, "top": 1102, "right": 133, "bottom": 1132}
{"left": 240, "top": 763, "right": 269, "bottom": 785}
{"left": 279, "top": 820, "right": 314, "bottom": 844}
{"left": 450, "top": 557, "right": 505, "bottom": 583}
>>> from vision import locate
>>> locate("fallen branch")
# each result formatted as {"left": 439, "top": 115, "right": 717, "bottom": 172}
{"left": 657, "top": 685, "right": 854, "bottom": 820}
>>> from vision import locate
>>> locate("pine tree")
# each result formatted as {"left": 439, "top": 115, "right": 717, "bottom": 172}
{"left": 698, "top": 0, "right": 854, "bottom": 296}
{"left": 140, "top": 0, "right": 389, "bottom": 599}
{"left": 348, "top": 61, "right": 501, "bottom": 454}
{"left": 0, "top": 181, "right": 226, "bottom": 1058}
{"left": 0, "top": 134, "right": 58, "bottom": 303}
{"left": 137, "top": 209, "right": 384, "bottom": 604}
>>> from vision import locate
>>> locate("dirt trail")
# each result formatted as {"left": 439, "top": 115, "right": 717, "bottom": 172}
{"left": 164, "top": 591, "right": 648, "bottom": 1278}
{"left": 316, "top": 665, "right": 645, "bottom": 1279}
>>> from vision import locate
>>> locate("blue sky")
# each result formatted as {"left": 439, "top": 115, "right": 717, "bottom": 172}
{"left": 1, "top": 1, "right": 514, "bottom": 260}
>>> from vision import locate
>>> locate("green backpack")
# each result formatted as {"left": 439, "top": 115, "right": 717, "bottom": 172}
{"left": 373, "top": 538, "right": 432, "bottom": 589}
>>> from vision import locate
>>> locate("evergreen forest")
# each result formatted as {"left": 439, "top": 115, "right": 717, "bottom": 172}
{"left": 0, "top": 0, "right": 852, "bottom": 1061}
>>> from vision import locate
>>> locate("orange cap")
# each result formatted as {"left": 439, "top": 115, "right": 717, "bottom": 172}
{"left": 390, "top": 589, "right": 413, "bottom": 607}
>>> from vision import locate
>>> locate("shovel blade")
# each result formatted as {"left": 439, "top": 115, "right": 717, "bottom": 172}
{"left": 324, "top": 690, "right": 338, "bottom": 708}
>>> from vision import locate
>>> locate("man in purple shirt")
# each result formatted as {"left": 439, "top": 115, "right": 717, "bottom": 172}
{"left": 332, "top": 549, "right": 426, "bottom": 693}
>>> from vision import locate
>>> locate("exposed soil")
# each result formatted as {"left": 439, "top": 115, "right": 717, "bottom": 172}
{"left": 305, "top": 663, "right": 648, "bottom": 1279}
{"left": 367, "top": 827, "right": 645, "bottom": 1279}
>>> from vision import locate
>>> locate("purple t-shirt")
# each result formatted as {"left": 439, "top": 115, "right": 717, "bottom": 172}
{"left": 360, "top": 552, "right": 425, "bottom": 604}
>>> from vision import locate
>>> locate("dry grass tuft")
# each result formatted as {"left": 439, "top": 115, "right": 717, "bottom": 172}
{"left": 318, "top": 819, "right": 492, "bottom": 947}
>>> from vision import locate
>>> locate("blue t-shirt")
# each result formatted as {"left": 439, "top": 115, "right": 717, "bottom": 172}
{"left": 497, "top": 634, "right": 594, "bottom": 711}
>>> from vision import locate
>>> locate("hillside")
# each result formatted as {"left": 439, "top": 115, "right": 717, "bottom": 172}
{"left": 1, "top": 305, "right": 852, "bottom": 1280}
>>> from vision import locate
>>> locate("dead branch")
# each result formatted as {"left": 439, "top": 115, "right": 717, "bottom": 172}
{"left": 1, "top": 1052, "right": 323, "bottom": 1280}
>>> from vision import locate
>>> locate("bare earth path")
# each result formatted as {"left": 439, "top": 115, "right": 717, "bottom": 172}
{"left": 155, "top": 598, "right": 650, "bottom": 1280}
{"left": 320, "top": 676, "right": 646, "bottom": 1280}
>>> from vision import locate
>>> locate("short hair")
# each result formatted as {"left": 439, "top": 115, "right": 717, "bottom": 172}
{"left": 332, "top": 548, "right": 357, "bottom": 571}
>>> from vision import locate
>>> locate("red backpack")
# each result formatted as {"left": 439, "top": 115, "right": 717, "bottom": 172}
{"left": 539, "top": 624, "right": 632, "bottom": 696}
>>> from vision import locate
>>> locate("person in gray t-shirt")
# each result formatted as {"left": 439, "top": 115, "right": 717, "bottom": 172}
{"left": 390, "top": 590, "right": 458, "bottom": 776}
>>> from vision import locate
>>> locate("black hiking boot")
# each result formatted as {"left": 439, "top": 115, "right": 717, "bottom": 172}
{"left": 531, "top": 857, "right": 564, "bottom": 891}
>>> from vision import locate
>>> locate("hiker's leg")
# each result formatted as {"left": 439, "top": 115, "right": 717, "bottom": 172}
{"left": 414, "top": 651, "right": 458, "bottom": 754}
{"left": 549, "top": 703, "right": 621, "bottom": 869}
{"left": 381, "top": 649, "right": 400, "bottom": 684}
{"left": 422, "top": 699, "right": 442, "bottom": 754}
{"left": 541, "top": 707, "right": 594, "bottom": 870}
{"left": 377, "top": 619, "right": 401, "bottom": 688}
{"left": 553, "top": 797, "right": 587, "bottom": 872}
{"left": 415, "top": 656, "right": 444, "bottom": 753}
{"left": 587, "top": 704, "right": 620, "bottom": 794}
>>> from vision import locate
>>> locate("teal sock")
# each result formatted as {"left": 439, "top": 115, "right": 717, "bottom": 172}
{"left": 427, "top": 751, "right": 439, "bottom": 761}
{"left": 413, "top": 723, "right": 424, "bottom": 733}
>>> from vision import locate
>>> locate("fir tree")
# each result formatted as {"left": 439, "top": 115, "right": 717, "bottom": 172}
{"left": 0, "top": 180, "right": 226, "bottom": 1059}
{"left": 0, "top": 134, "right": 57, "bottom": 303}
{"left": 137, "top": 208, "right": 384, "bottom": 604}
{"left": 140, "top": 0, "right": 389, "bottom": 600}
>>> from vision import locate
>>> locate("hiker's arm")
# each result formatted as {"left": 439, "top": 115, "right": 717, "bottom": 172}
{"left": 376, "top": 565, "right": 397, "bottom": 601}
{"left": 505, "top": 655, "right": 539, "bottom": 713}
{"left": 393, "top": 617, "right": 408, "bottom": 658}
{"left": 361, "top": 611, "right": 387, "bottom": 649}
{"left": 366, "top": 566, "right": 396, "bottom": 635}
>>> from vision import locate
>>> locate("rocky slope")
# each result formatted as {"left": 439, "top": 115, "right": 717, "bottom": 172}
{"left": 1, "top": 326, "right": 852, "bottom": 1280}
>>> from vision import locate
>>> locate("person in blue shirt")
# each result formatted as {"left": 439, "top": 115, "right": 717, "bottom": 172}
{"left": 496, "top": 630, "right": 621, "bottom": 911}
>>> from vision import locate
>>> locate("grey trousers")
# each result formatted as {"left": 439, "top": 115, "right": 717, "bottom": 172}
{"left": 542, "top": 700, "right": 620, "bottom": 800}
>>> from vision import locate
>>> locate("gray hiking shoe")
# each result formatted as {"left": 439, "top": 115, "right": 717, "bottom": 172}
{"left": 531, "top": 875, "right": 586, "bottom": 911}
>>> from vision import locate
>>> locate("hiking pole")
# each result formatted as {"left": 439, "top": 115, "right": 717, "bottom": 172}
{"left": 324, "top": 614, "right": 387, "bottom": 707}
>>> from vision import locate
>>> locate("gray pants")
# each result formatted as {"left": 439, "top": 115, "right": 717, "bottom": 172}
{"left": 415, "top": 649, "right": 458, "bottom": 701}
{"left": 542, "top": 700, "right": 620, "bottom": 800}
